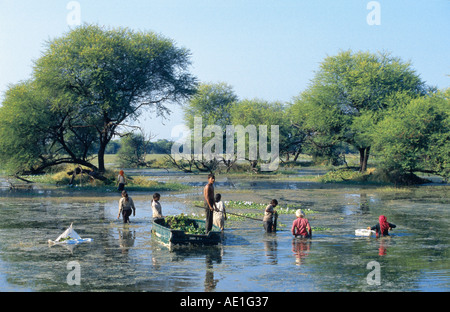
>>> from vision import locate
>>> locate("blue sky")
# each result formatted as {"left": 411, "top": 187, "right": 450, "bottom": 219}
{"left": 1, "top": 0, "right": 449, "bottom": 140}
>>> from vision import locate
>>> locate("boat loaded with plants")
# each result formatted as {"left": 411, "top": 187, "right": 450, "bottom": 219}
{"left": 151, "top": 214, "right": 222, "bottom": 249}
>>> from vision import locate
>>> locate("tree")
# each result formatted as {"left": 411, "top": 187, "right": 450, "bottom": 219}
{"left": 117, "top": 131, "right": 154, "bottom": 168}
{"left": 373, "top": 89, "right": 449, "bottom": 181}
{"left": 290, "top": 50, "right": 429, "bottom": 171}
{"left": 176, "top": 82, "right": 238, "bottom": 172}
{"left": 183, "top": 82, "right": 238, "bottom": 129}
{"left": 289, "top": 87, "right": 348, "bottom": 165}
{"left": 0, "top": 81, "right": 97, "bottom": 173}
{"left": 32, "top": 24, "right": 197, "bottom": 172}
{"left": 229, "top": 99, "right": 286, "bottom": 171}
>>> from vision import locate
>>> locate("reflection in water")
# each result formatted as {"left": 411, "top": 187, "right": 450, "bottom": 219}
{"left": 263, "top": 235, "right": 278, "bottom": 265}
{"left": 377, "top": 237, "right": 391, "bottom": 256}
{"left": 118, "top": 227, "right": 136, "bottom": 254}
{"left": 292, "top": 238, "right": 311, "bottom": 266}
{"left": 204, "top": 249, "right": 223, "bottom": 291}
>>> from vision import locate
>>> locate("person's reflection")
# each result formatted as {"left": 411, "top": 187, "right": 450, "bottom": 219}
{"left": 263, "top": 237, "right": 278, "bottom": 265}
{"left": 118, "top": 227, "right": 135, "bottom": 254}
{"left": 204, "top": 247, "right": 223, "bottom": 292}
{"left": 378, "top": 237, "right": 391, "bottom": 256}
{"left": 292, "top": 238, "right": 311, "bottom": 266}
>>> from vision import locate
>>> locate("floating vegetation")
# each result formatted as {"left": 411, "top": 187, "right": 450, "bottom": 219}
{"left": 311, "top": 227, "right": 331, "bottom": 232}
{"left": 164, "top": 214, "right": 207, "bottom": 235}
{"left": 192, "top": 200, "right": 319, "bottom": 215}
{"left": 226, "top": 212, "right": 262, "bottom": 221}
{"left": 224, "top": 200, "right": 266, "bottom": 210}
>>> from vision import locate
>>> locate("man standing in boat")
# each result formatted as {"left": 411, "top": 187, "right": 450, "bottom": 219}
{"left": 204, "top": 173, "right": 218, "bottom": 233}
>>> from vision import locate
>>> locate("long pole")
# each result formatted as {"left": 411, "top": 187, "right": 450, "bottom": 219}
{"left": 194, "top": 205, "right": 262, "bottom": 221}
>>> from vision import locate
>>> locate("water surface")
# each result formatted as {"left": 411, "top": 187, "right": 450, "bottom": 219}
{"left": 0, "top": 173, "right": 448, "bottom": 292}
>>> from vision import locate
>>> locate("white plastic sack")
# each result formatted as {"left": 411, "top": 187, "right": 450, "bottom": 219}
{"left": 355, "top": 229, "right": 376, "bottom": 236}
{"left": 48, "top": 223, "right": 92, "bottom": 245}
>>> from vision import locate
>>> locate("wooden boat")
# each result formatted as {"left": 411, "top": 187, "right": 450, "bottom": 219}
{"left": 151, "top": 217, "right": 222, "bottom": 249}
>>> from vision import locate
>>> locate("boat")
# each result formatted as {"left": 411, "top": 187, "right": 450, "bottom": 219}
{"left": 151, "top": 217, "right": 222, "bottom": 249}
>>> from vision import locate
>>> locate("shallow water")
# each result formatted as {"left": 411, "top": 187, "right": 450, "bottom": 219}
{"left": 0, "top": 173, "right": 448, "bottom": 292}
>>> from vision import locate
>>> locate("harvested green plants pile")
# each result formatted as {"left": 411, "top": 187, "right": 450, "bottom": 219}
{"left": 164, "top": 214, "right": 206, "bottom": 235}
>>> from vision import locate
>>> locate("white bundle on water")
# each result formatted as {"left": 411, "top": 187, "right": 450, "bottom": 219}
{"left": 48, "top": 223, "right": 93, "bottom": 245}
{"left": 355, "top": 229, "right": 376, "bottom": 236}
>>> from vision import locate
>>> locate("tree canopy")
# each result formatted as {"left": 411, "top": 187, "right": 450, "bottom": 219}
{"left": 372, "top": 89, "right": 449, "bottom": 180}
{"left": 0, "top": 24, "right": 197, "bottom": 173}
{"left": 290, "top": 50, "right": 429, "bottom": 171}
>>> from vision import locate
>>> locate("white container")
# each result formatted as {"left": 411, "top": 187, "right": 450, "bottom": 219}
{"left": 355, "top": 229, "right": 375, "bottom": 236}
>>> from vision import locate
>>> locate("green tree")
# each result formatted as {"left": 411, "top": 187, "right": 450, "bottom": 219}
{"left": 176, "top": 82, "right": 238, "bottom": 172}
{"left": 289, "top": 87, "right": 348, "bottom": 165}
{"left": 183, "top": 82, "right": 238, "bottom": 129}
{"left": 32, "top": 24, "right": 197, "bottom": 172}
{"left": 0, "top": 81, "right": 97, "bottom": 173}
{"left": 373, "top": 89, "right": 449, "bottom": 181}
{"left": 117, "top": 132, "right": 151, "bottom": 168}
{"left": 149, "top": 139, "right": 173, "bottom": 154}
{"left": 229, "top": 99, "right": 286, "bottom": 171}
{"left": 290, "top": 50, "right": 429, "bottom": 171}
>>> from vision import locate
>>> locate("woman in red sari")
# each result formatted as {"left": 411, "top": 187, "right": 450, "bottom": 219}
{"left": 370, "top": 215, "right": 396, "bottom": 237}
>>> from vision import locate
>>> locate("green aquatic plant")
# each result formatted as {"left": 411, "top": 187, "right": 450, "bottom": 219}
{"left": 311, "top": 227, "right": 331, "bottom": 232}
{"left": 164, "top": 214, "right": 207, "bottom": 234}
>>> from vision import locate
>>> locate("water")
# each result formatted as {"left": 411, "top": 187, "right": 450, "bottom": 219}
{"left": 0, "top": 173, "right": 448, "bottom": 292}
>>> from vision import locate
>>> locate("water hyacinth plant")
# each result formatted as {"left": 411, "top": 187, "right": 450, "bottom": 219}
{"left": 164, "top": 214, "right": 207, "bottom": 235}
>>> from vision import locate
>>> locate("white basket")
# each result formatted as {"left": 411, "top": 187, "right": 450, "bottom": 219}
{"left": 355, "top": 229, "right": 375, "bottom": 236}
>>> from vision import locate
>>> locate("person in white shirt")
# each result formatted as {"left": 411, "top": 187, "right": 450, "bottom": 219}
{"left": 117, "top": 190, "right": 135, "bottom": 223}
{"left": 151, "top": 192, "right": 163, "bottom": 221}
{"left": 213, "top": 193, "right": 227, "bottom": 231}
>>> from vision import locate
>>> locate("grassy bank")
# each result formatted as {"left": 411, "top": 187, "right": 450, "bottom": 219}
{"left": 5, "top": 153, "right": 445, "bottom": 190}
{"left": 21, "top": 164, "right": 190, "bottom": 192}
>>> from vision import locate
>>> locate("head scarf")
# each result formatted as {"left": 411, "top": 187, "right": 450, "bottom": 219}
{"left": 119, "top": 170, "right": 124, "bottom": 176}
{"left": 379, "top": 215, "right": 389, "bottom": 236}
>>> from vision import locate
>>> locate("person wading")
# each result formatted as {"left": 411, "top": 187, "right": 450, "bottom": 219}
{"left": 263, "top": 199, "right": 278, "bottom": 233}
{"left": 369, "top": 215, "right": 396, "bottom": 238}
{"left": 203, "top": 173, "right": 218, "bottom": 233}
{"left": 117, "top": 190, "right": 136, "bottom": 224}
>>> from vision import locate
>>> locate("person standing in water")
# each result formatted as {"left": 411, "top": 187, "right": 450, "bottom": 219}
{"left": 369, "top": 215, "right": 396, "bottom": 237}
{"left": 203, "top": 173, "right": 217, "bottom": 233}
{"left": 117, "top": 190, "right": 136, "bottom": 223}
{"left": 291, "top": 209, "right": 312, "bottom": 238}
{"left": 213, "top": 193, "right": 227, "bottom": 231}
{"left": 263, "top": 199, "right": 278, "bottom": 233}
{"left": 151, "top": 192, "right": 163, "bottom": 221}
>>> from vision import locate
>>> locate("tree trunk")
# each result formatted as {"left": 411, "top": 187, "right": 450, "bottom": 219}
{"left": 98, "top": 143, "right": 106, "bottom": 173}
{"left": 293, "top": 146, "right": 302, "bottom": 162}
{"left": 24, "top": 158, "right": 98, "bottom": 175}
{"left": 359, "top": 146, "right": 371, "bottom": 172}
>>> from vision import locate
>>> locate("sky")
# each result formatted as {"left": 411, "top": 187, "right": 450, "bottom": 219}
{"left": 0, "top": 0, "right": 449, "bottom": 140}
